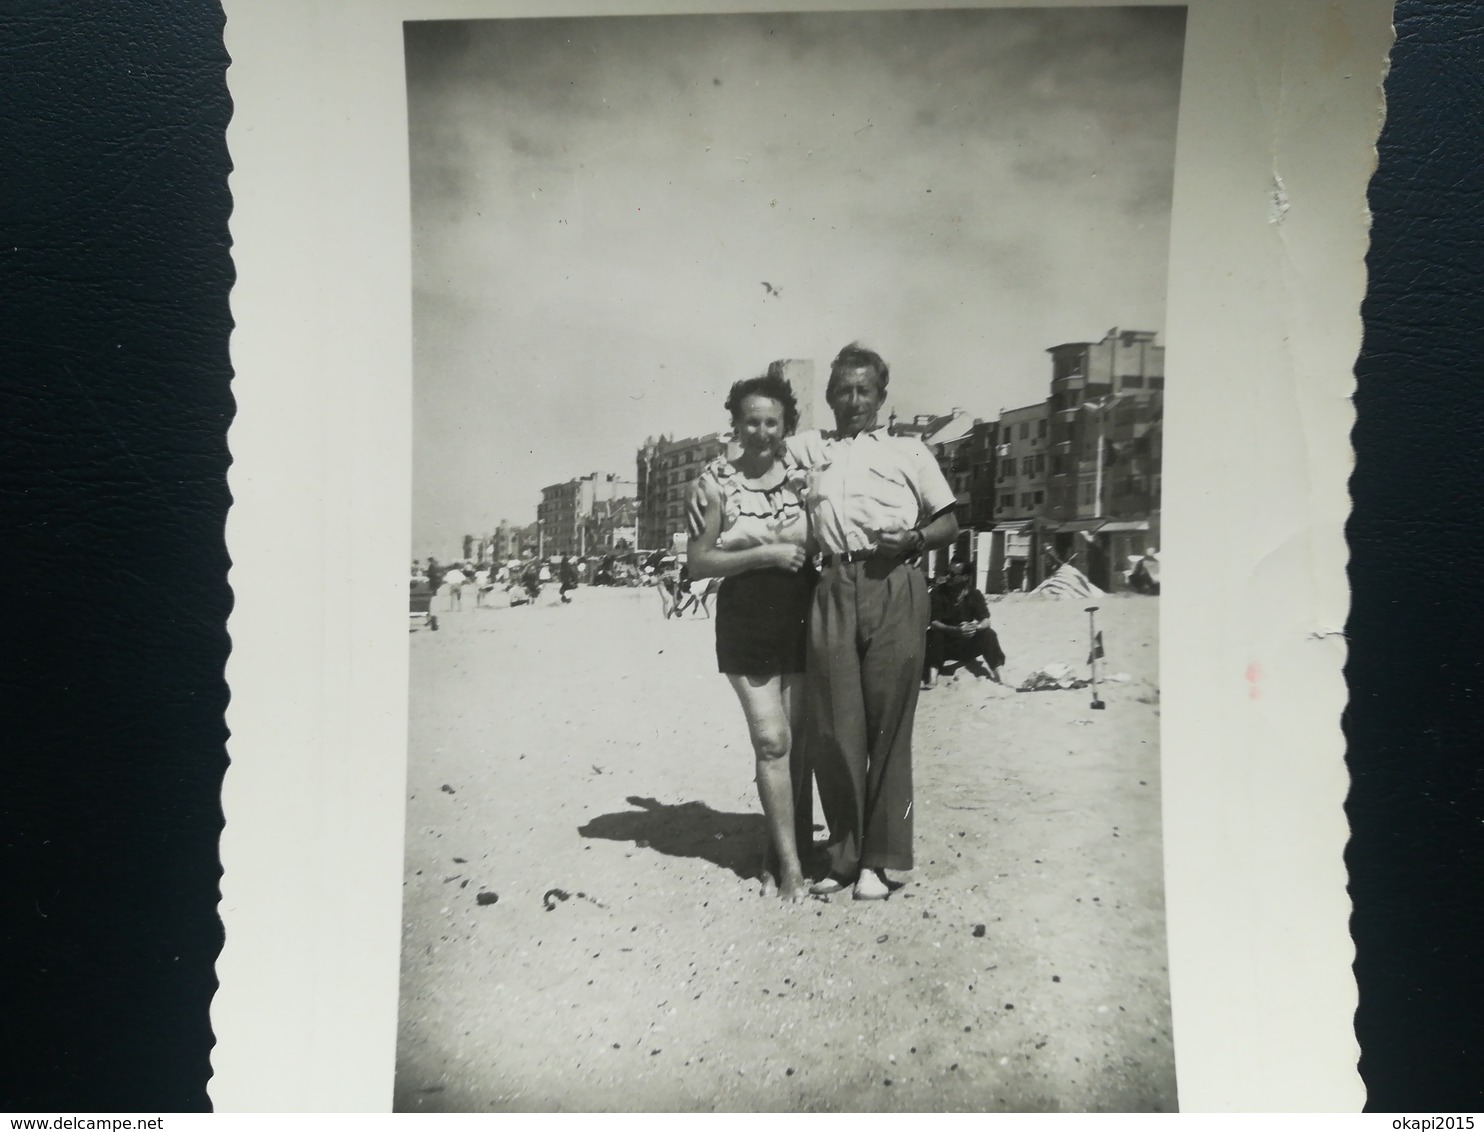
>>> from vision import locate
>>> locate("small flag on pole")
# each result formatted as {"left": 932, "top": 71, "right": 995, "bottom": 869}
{"left": 1087, "top": 631, "right": 1105, "bottom": 665}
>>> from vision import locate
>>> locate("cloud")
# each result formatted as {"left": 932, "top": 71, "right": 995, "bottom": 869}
{"left": 405, "top": 8, "right": 1185, "bottom": 551}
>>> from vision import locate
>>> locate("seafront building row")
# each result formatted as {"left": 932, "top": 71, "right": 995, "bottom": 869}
{"left": 470, "top": 328, "right": 1163, "bottom": 592}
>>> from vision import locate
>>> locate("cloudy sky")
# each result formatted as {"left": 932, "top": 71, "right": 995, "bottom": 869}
{"left": 406, "top": 7, "right": 1185, "bottom": 558}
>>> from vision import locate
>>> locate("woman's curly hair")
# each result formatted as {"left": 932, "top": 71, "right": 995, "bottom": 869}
{"left": 725, "top": 363, "right": 801, "bottom": 435}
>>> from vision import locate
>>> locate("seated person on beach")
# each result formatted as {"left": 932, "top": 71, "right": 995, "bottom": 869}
{"left": 923, "top": 560, "right": 1006, "bottom": 687}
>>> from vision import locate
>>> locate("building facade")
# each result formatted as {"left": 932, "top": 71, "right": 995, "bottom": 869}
{"left": 886, "top": 408, "right": 977, "bottom": 522}
{"left": 928, "top": 414, "right": 978, "bottom": 528}
{"left": 993, "top": 402, "right": 1051, "bottom": 522}
{"left": 536, "top": 472, "right": 638, "bottom": 557}
{"left": 1044, "top": 328, "right": 1164, "bottom": 522}
{"left": 888, "top": 411, "right": 950, "bottom": 442}
{"left": 470, "top": 519, "right": 523, "bottom": 565}
{"left": 581, "top": 496, "right": 638, "bottom": 556}
{"left": 514, "top": 522, "right": 539, "bottom": 558}
{"left": 492, "top": 520, "right": 520, "bottom": 562}
{"left": 636, "top": 433, "right": 728, "bottom": 552}
{"left": 963, "top": 419, "right": 1001, "bottom": 528}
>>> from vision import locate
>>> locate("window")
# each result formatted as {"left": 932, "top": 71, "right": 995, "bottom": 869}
{"left": 1019, "top": 422, "right": 1029, "bottom": 439}
{"left": 1120, "top": 375, "right": 1145, "bottom": 389}
{"left": 1021, "top": 493, "right": 1032, "bottom": 509}
{"left": 1150, "top": 377, "right": 1165, "bottom": 390}
{"left": 1055, "top": 354, "right": 1085, "bottom": 380}
{"left": 1034, "top": 454, "right": 1045, "bottom": 475}
{"left": 1034, "top": 491, "right": 1044, "bottom": 505}
{"left": 1082, "top": 484, "right": 1094, "bottom": 504}
{"left": 1037, "top": 419, "right": 1048, "bottom": 438}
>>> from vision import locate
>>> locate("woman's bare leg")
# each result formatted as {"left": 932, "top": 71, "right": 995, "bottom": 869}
{"left": 780, "top": 673, "right": 814, "bottom": 875}
{"left": 727, "top": 673, "right": 808, "bottom": 901}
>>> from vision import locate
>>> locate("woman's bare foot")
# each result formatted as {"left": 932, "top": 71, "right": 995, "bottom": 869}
{"left": 767, "top": 843, "right": 808, "bottom": 901}
{"left": 760, "top": 844, "right": 783, "bottom": 896}
{"left": 778, "top": 871, "right": 809, "bottom": 903}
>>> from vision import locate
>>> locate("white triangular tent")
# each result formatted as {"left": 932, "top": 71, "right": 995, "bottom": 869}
{"left": 1030, "top": 563, "right": 1104, "bottom": 599}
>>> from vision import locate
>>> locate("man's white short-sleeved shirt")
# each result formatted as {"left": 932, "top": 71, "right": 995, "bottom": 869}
{"left": 786, "top": 427, "right": 957, "bottom": 556}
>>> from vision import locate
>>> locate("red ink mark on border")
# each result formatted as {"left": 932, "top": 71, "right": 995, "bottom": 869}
{"left": 1245, "top": 661, "right": 1262, "bottom": 700}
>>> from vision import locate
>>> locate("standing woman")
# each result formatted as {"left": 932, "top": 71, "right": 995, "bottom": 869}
{"left": 793, "top": 344, "right": 959, "bottom": 901}
{"left": 687, "top": 371, "right": 816, "bottom": 901}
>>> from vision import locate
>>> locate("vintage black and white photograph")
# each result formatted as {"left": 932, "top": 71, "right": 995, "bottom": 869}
{"left": 394, "top": 6, "right": 1182, "bottom": 1111}
{"left": 207, "top": 0, "right": 1393, "bottom": 1111}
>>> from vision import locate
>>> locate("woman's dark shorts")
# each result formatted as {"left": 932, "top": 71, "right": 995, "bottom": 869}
{"left": 714, "top": 567, "right": 817, "bottom": 676}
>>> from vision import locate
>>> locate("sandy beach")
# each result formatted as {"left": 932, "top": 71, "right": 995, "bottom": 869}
{"left": 394, "top": 583, "right": 1172, "bottom": 1112}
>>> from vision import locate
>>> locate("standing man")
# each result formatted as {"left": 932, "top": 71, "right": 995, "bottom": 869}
{"left": 791, "top": 345, "right": 959, "bottom": 901}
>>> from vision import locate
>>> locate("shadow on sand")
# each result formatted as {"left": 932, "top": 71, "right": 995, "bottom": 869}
{"left": 577, "top": 795, "right": 766, "bottom": 880}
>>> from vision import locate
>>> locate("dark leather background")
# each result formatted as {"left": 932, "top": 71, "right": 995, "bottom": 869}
{"left": 0, "top": 0, "right": 1478, "bottom": 1113}
{"left": 1347, "top": 0, "right": 1484, "bottom": 1110}
{"left": 1, "top": 0, "right": 231, "bottom": 1113}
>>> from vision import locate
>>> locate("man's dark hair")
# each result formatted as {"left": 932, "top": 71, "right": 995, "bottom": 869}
{"left": 725, "top": 369, "right": 801, "bottom": 435}
{"left": 827, "top": 342, "right": 890, "bottom": 398}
